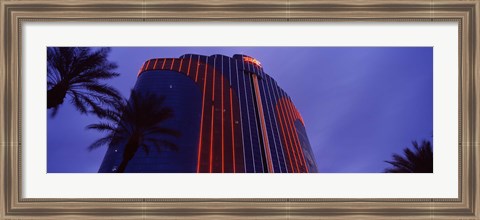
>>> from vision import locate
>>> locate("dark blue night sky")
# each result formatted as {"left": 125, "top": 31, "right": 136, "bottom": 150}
{"left": 47, "top": 47, "right": 433, "bottom": 173}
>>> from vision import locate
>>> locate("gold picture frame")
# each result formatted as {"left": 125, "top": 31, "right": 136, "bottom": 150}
{"left": 1, "top": 0, "right": 479, "bottom": 219}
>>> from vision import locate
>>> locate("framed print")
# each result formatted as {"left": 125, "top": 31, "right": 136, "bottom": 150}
{"left": 1, "top": 0, "right": 479, "bottom": 219}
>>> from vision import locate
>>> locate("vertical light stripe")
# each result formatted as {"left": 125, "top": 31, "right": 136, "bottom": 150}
{"left": 179, "top": 58, "right": 184, "bottom": 72}
{"left": 275, "top": 87, "right": 299, "bottom": 173}
{"left": 287, "top": 100, "right": 309, "bottom": 173}
{"left": 271, "top": 80, "right": 289, "bottom": 172}
{"left": 145, "top": 60, "right": 151, "bottom": 71}
{"left": 283, "top": 99, "right": 301, "bottom": 172}
{"left": 272, "top": 85, "right": 290, "bottom": 172}
{"left": 294, "top": 102, "right": 309, "bottom": 172}
{"left": 137, "top": 62, "right": 145, "bottom": 76}
{"left": 161, "top": 58, "right": 166, "bottom": 69}
{"left": 234, "top": 61, "right": 247, "bottom": 173}
{"left": 196, "top": 57, "right": 208, "bottom": 173}
{"left": 279, "top": 98, "right": 299, "bottom": 172}
{"left": 247, "top": 58, "right": 253, "bottom": 72}
{"left": 298, "top": 110, "right": 305, "bottom": 126}
{"left": 260, "top": 77, "right": 282, "bottom": 173}
{"left": 241, "top": 61, "right": 256, "bottom": 172}
{"left": 195, "top": 56, "right": 201, "bottom": 82}
{"left": 186, "top": 55, "right": 192, "bottom": 76}
{"left": 228, "top": 58, "right": 232, "bottom": 86}
{"left": 221, "top": 58, "right": 225, "bottom": 173}
{"left": 284, "top": 100, "right": 299, "bottom": 172}
{"left": 246, "top": 65, "right": 264, "bottom": 172}
{"left": 209, "top": 57, "right": 215, "bottom": 173}
{"left": 230, "top": 88, "right": 236, "bottom": 173}
{"left": 276, "top": 100, "right": 294, "bottom": 172}
{"left": 283, "top": 97, "right": 303, "bottom": 172}
{"left": 209, "top": 105, "right": 215, "bottom": 173}
{"left": 268, "top": 79, "right": 288, "bottom": 173}
{"left": 252, "top": 74, "right": 274, "bottom": 173}
{"left": 212, "top": 58, "right": 216, "bottom": 101}
{"left": 255, "top": 63, "right": 278, "bottom": 173}
{"left": 170, "top": 58, "right": 175, "bottom": 70}
{"left": 153, "top": 59, "right": 159, "bottom": 69}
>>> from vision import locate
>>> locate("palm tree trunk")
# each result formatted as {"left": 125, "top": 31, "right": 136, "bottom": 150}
{"left": 116, "top": 142, "right": 138, "bottom": 173}
{"left": 116, "top": 158, "right": 130, "bottom": 173}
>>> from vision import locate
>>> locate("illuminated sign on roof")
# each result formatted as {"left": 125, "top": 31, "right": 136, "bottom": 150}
{"left": 243, "top": 57, "right": 262, "bottom": 67}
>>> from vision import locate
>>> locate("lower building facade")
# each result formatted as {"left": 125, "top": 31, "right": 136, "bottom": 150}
{"left": 99, "top": 54, "right": 318, "bottom": 173}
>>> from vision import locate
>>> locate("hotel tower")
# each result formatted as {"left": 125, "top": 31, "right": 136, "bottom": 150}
{"left": 99, "top": 54, "right": 318, "bottom": 173}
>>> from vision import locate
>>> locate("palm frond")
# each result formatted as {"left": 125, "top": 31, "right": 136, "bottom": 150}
{"left": 47, "top": 47, "right": 121, "bottom": 117}
{"left": 384, "top": 140, "right": 433, "bottom": 173}
{"left": 86, "top": 122, "right": 117, "bottom": 132}
{"left": 87, "top": 89, "right": 181, "bottom": 173}
{"left": 87, "top": 134, "right": 115, "bottom": 151}
{"left": 69, "top": 90, "right": 88, "bottom": 114}
{"left": 81, "top": 83, "right": 122, "bottom": 100}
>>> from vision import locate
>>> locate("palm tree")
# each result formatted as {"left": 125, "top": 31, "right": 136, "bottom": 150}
{"left": 47, "top": 47, "right": 121, "bottom": 116}
{"left": 384, "top": 140, "right": 433, "bottom": 173}
{"left": 87, "top": 90, "right": 180, "bottom": 173}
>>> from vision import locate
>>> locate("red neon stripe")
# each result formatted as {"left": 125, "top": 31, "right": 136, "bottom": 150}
{"left": 252, "top": 75, "right": 274, "bottom": 173}
{"left": 212, "top": 66, "right": 215, "bottom": 101}
{"left": 297, "top": 111, "right": 302, "bottom": 125}
{"left": 153, "top": 59, "right": 159, "bottom": 69}
{"left": 209, "top": 65, "right": 215, "bottom": 173}
{"left": 288, "top": 101, "right": 309, "bottom": 173}
{"left": 289, "top": 101, "right": 307, "bottom": 172}
{"left": 196, "top": 64, "right": 208, "bottom": 173}
{"left": 286, "top": 100, "right": 307, "bottom": 173}
{"left": 187, "top": 58, "right": 192, "bottom": 76}
{"left": 276, "top": 102, "right": 294, "bottom": 172}
{"left": 299, "top": 111, "right": 305, "bottom": 126}
{"left": 221, "top": 74, "right": 225, "bottom": 173}
{"left": 137, "top": 62, "right": 145, "bottom": 76}
{"left": 280, "top": 99, "right": 300, "bottom": 172}
{"left": 296, "top": 108, "right": 309, "bottom": 172}
{"left": 285, "top": 100, "right": 304, "bottom": 173}
{"left": 283, "top": 100, "right": 300, "bottom": 172}
{"left": 161, "top": 58, "right": 166, "bottom": 69}
{"left": 209, "top": 105, "right": 215, "bottom": 173}
{"left": 288, "top": 100, "right": 308, "bottom": 173}
{"left": 195, "top": 59, "right": 201, "bottom": 82}
{"left": 170, "top": 58, "right": 175, "bottom": 70}
{"left": 295, "top": 109, "right": 301, "bottom": 125}
{"left": 145, "top": 60, "right": 151, "bottom": 71}
{"left": 284, "top": 101, "right": 302, "bottom": 172}
{"left": 179, "top": 59, "right": 184, "bottom": 72}
{"left": 277, "top": 99, "right": 294, "bottom": 172}
{"left": 230, "top": 88, "right": 236, "bottom": 173}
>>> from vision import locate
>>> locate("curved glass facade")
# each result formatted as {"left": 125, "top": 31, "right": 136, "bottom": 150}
{"left": 99, "top": 54, "right": 318, "bottom": 173}
{"left": 98, "top": 70, "right": 202, "bottom": 172}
